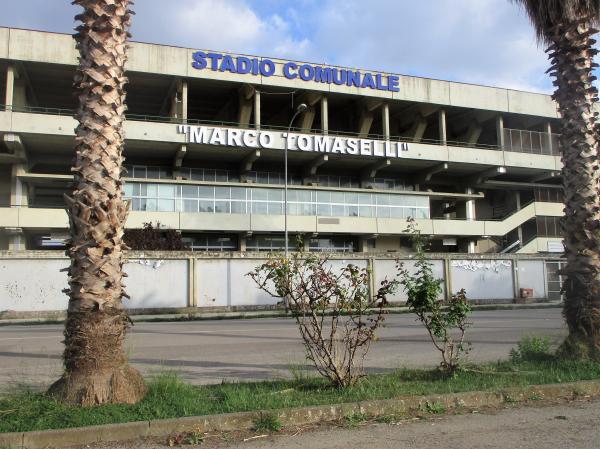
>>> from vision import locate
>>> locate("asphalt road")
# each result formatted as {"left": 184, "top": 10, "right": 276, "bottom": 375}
{"left": 0, "top": 308, "right": 564, "bottom": 391}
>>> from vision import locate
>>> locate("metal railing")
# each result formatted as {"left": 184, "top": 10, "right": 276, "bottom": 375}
{"left": 503, "top": 128, "right": 560, "bottom": 156}
{"left": 1, "top": 104, "right": 564, "bottom": 156}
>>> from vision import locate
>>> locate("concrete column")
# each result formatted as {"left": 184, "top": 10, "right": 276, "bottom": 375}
{"left": 438, "top": 109, "right": 447, "bottom": 145}
{"left": 321, "top": 96, "right": 328, "bottom": 135}
{"left": 5, "top": 65, "right": 15, "bottom": 108}
{"left": 382, "top": 103, "right": 390, "bottom": 139}
{"left": 465, "top": 187, "right": 476, "bottom": 254}
{"left": 496, "top": 115, "right": 505, "bottom": 149}
{"left": 443, "top": 258, "right": 452, "bottom": 300}
{"left": 545, "top": 121, "right": 553, "bottom": 154}
{"left": 181, "top": 80, "right": 188, "bottom": 122}
{"left": 10, "top": 164, "right": 28, "bottom": 207}
{"left": 238, "top": 234, "right": 247, "bottom": 252}
{"left": 7, "top": 229, "right": 26, "bottom": 251}
{"left": 254, "top": 89, "right": 261, "bottom": 130}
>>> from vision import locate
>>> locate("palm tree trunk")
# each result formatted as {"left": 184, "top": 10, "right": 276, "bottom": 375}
{"left": 48, "top": 0, "right": 146, "bottom": 405}
{"left": 548, "top": 17, "right": 600, "bottom": 359}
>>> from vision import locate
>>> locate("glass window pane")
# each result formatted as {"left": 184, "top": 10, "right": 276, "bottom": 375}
{"left": 214, "top": 201, "right": 230, "bottom": 213}
{"left": 345, "top": 193, "right": 358, "bottom": 204}
{"left": 377, "top": 206, "right": 391, "bottom": 218}
{"left": 231, "top": 201, "right": 246, "bottom": 214}
{"left": 358, "top": 193, "right": 373, "bottom": 205}
{"left": 182, "top": 185, "right": 199, "bottom": 198}
{"left": 199, "top": 186, "right": 215, "bottom": 198}
{"left": 183, "top": 199, "right": 198, "bottom": 212}
{"left": 346, "top": 205, "right": 358, "bottom": 217}
{"left": 268, "top": 202, "right": 283, "bottom": 215}
{"left": 359, "top": 206, "right": 374, "bottom": 217}
{"left": 231, "top": 187, "right": 246, "bottom": 200}
{"left": 252, "top": 202, "right": 268, "bottom": 214}
{"left": 317, "top": 191, "right": 331, "bottom": 203}
{"left": 317, "top": 204, "right": 331, "bottom": 216}
{"left": 123, "top": 183, "right": 133, "bottom": 197}
{"left": 300, "top": 203, "right": 315, "bottom": 215}
{"left": 199, "top": 201, "right": 214, "bottom": 212}
{"left": 204, "top": 169, "right": 216, "bottom": 182}
{"left": 331, "top": 192, "right": 345, "bottom": 203}
{"left": 252, "top": 188, "right": 269, "bottom": 201}
{"left": 331, "top": 205, "right": 345, "bottom": 216}
{"left": 215, "top": 187, "right": 230, "bottom": 199}
{"left": 268, "top": 189, "right": 283, "bottom": 201}
{"left": 159, "top": 185, "right": 176, "bottom": 199}
{"left": 376, "top": 194, "right": 390, "bottom": 206}
{"left": 158, "top": 199, "right": 174, "bottom": 211}
{"left": 145, "top": 184, "right": 157, "bottom": 197}
{"left": 146, "top": 198, "right": 157, "bottom": 211}
{"left": 132, "top": 198, "right": 140, "bottom": 210}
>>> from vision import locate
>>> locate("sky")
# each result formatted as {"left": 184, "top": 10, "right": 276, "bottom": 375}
{"left": 0, "top": 0, "right": 556, "bottom": 93}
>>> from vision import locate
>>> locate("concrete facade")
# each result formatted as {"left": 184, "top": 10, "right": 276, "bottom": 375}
{"left": 0, "top": 27, "right": 565, "bottom": 255}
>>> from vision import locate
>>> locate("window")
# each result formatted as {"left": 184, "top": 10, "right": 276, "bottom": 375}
{"left": 124, "top": 182, "right": 430, "bottom": 219}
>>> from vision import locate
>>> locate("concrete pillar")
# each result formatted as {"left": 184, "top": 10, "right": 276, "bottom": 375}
{"left": 254, "top": 89, "right": 261, "bottom": 130}
{"left": 382, "top": 103, "right": 390, "bottom": 139}
{"left": 10, "top": 164, "right": 28, "bottom": 207}
{"left": 181, "top": 80, "right": 188, "bottom": 122}
{"left": 465, "top": 187, "right": 476, "bottom": 254}
{"left": 438, "top": 109, "right": 447, "bottom": 145}
{"left": 443, "top": 258, "right": 452, "bottom": 300}
{"left": 238, "top": 234, "right": 247, "bottom": 252}
{"left": 5, "top": 65, "right": 15, "bottom": 108}
{"left": 321, "top": 96, "right": 329, "bottom": 135}
{"left": 496, "top": 115, "right": 505, "bottom": 149}
{"left": 7, "top": 229, "right": 26, "bottom": 251}
{"left": 545, "top": 121, "right": 553, "bottom": 154}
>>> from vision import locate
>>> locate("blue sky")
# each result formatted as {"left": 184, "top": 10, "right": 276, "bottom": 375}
{"left": 1, "top": 0, "right": 554, "bottom": 93}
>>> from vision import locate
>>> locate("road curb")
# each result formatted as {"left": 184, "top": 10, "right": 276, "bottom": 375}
{"left": 2, "top": 379, "right": 598, "bottom": 449}
{"left": 0, "top": 302, "right": 562, "bottom": 326}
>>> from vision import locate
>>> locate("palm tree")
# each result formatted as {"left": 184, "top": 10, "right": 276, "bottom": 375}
{"left": 48, "top": 0, "right": 146, "bottom": 404}
{"left": 512, "top": 0, "right": 600, "bottom": 359}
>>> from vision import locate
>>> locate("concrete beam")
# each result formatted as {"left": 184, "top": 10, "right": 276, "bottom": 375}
{"left": 416, "top": 162, "right": 449, "bottom": 184}
{"left": 357, "top": 99, "right": 384, "bottom": 137}
{"left": 530, "top": 171, "right": 560, "bottom": 183}
{"left": 458, "top": 119, "right": 483, "bottom": 146}
{"left": 237, "top": 84, "right": 256, "bottom": 127}
{"left": 468, "top": 166, "right": 507, "bottom": 185}
{"left": 406, "top": 114, "right": 428, "bottom": 142}
{"left": 173, "top": 144, "right": 187, "bottom": 170}
{"left": 397, "top": 104, "right": 440, "bottom": 128}
{"left": 240, "top": 149, "right": 261, "bottom": 173}
{"left": 159, "top": 77, "right": 179, "bottom": 117}
{"left": 304, "top": 154, "right": 329, "bottom": 177}
{"left": 3, "top": 133, "right": 26, "bottom": 156}
{"left": 299, "top": 106, "right": 317, "bottom": 132}
{"left": 361, "top": 158, "right": 391, "bottom": 180}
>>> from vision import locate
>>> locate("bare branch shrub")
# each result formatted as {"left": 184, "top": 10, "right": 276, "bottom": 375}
{"left": 124, "top": 222, "right": 189, "bottom": 251}
{"left": 249, "top": 252, "right": 399, "bottom": 387}
{"left": 399, "top": 218, "right": 472, "bottom": 374}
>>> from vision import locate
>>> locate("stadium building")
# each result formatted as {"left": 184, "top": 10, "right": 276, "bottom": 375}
{"left": 0, "top": 27, "right": 565, "bottom": 255}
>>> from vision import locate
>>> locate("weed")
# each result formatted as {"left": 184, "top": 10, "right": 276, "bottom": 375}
{"left": 529, "top": 392, "right": 544, "bottom": 401}
{"left": 421, "top": 401, "right": 445, "bottom": 414}
{"left": 252, "top": 412, "right": 282, "bottom": 432}
{"left": 510, "top": 335, "right": 553, "bottom": 363}
{"left": 344, "top": 412, "right": 370, "bottom": 428}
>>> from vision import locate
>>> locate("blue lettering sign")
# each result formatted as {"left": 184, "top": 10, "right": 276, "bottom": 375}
{"left": 190, "top": 52, "right": 400, "bottom": 92}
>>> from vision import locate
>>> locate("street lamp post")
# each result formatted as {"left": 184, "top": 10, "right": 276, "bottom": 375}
{"left": 283, "top": 103, "right": 307, "bottom": 315}
{"left": 284, "top": 103, "right": 308, "bottom": 259}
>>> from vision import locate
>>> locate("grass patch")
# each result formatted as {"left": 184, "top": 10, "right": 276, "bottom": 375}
{"left": 1, "top": 357, "right": 599, "bottom": 434}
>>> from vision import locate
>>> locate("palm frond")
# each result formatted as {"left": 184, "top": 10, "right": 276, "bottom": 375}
{"left": 511, "top": 0, "right": 600, "bottom": 44}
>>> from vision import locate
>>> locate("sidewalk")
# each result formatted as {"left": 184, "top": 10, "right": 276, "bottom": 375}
{"left": 0, "top": 301, "right": 562, "bottom": 325}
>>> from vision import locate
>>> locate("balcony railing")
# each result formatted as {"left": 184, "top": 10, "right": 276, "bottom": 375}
{"left": 1, "top": 104, "right": 562, "bottom": 155}
{"left": 503, "top": 128, "right": 560, "bottom": 156}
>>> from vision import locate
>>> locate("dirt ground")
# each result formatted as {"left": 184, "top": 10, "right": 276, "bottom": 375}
{"left": 86, "top": 398, "right": 599, "bottom": 449}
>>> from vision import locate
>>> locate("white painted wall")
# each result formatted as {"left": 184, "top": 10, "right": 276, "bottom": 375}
{"left": 124, "top": 259, "right": 188, "bottom": 309}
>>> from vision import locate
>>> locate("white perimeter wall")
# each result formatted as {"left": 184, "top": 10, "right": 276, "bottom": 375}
{"left": 0, "top": 256, "right": 553, "bottom": 313}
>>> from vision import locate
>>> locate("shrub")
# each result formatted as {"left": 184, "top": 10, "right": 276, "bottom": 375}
{"left": 510, "top": 335, "right": 553, "bottom": 363}
{"left": 249, "top": 252, "right": 399, "bottom": 388}
{"left": 124, "top": 222, "right": 189, "bottom": 250}
{"left": 399, "top": 218, "right": 472, "bottom": 374}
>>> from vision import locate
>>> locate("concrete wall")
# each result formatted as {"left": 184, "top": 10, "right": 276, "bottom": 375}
{"left": 0, "top": 27, "right": 560, "bottom": 118}
{"left": 0, "top": 253, "right": 560, "bottom": 316}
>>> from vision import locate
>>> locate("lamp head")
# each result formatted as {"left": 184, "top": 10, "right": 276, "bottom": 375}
{"left": 296, "top": 103, "right": 308, "bottom": 113}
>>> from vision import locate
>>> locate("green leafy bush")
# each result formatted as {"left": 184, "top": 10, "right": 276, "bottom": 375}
{"left": 399, "top": 218, "right": 472, "bottom": 374}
